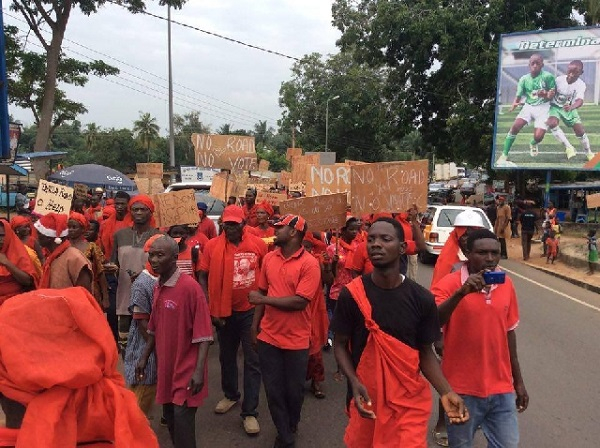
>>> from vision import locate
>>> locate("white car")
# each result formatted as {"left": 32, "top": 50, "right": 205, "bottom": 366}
{"left": 419, "top": 205, "right": 493, "bottom": 263}
{"left": 163, "top": 181, "right": 224, "bottom": 233}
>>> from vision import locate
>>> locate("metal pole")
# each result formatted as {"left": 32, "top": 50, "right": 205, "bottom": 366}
{"left": 325, "top": 99, "right": 330, "bottom": 152}
{"left": 0, "top": 3, "right": 11, "bottom": 159}
{"left": 168, "top": 6, "right": 176, "bottom": 184}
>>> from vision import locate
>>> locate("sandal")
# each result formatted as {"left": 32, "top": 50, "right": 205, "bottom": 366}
{"left": 432, "top": 429, "right": 449, "bottom": 447}
{"left": 311, "top": 381, "right": 326, "bottom": 399}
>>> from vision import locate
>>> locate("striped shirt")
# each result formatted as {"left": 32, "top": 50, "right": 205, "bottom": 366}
{"left": 124, "top": 270, "right": 158, "bottom": 386}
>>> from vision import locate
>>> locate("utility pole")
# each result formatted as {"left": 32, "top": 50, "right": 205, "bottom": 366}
{"left": 325, "top": 95, "right": 340, "bottom": 152}
{"left": 291, "top": 126, "right": 296, "bottom": 148}
{"left": 168, "top": 6, "right": 176, "bottom": 184}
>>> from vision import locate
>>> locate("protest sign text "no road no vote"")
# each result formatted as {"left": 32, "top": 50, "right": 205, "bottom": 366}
{"left": 192, "top": 133, "right": 257, "bottom": 171}
{"left": 351, "top": 160, "right": 428, "bottom": 214}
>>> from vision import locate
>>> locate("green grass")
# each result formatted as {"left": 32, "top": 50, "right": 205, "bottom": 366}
{"left": 494, "top": 104, "right": 600, "bottom": 169}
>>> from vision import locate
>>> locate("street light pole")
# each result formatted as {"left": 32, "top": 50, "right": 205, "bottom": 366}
{"left": 168, "top": 6, "right": 176, "bottom": 184}
{"left": 325, "top": 95, "right": 340, "bottom": 152}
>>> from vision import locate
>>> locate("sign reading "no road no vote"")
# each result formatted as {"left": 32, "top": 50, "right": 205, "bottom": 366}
{"left": 192, "top": 133, "right": 258, "bottom": 171}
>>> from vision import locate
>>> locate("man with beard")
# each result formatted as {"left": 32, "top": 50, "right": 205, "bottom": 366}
{"left": 249, "top": 214, "right": 321, "bottom": 448}
{"left": 331, "top": 218, "right": 467, "bottom": 447}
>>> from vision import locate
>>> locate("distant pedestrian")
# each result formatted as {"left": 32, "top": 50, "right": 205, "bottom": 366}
{"left": 546, "top": 231, "right": 558, "bottom": 264}
{"left": 586, "top": 229, "right": 598, "bottom": 275}
{"left": 540, "top": 221, "right": 552, "bottom": 256}
{"left": 519, "top": 202, "right": 539, "bottom": 260}
{"left": 510, "top": 202, "right": 520, "bottom": 238}
{"left": 494, "top": 196, "right": 511, "bottom": 259}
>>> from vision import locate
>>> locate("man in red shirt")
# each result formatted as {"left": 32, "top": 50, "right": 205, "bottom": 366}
{"left": 137, "top": 235, "right": 213, "bottom": 448}
{"left": 195, "top": 202, "right": 217, "bottom": 240}
{"left": 250, "top": 214, "right": 322, "bottom": 448}
{"left": 198, "top": 205, "right": 267, "bottom": 435}
{"left": 432, "top": 229, "right": 528, "bottom": 448}
{"left": 243, "top": 189, "right": 259, "bottom": 227}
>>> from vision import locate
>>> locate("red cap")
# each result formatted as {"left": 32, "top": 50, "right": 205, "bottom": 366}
{"left": 222, "top": 205, "right": 245, "bottom": 224}
{"left": 274, "top": 214, "right": 308, "bottom": 232}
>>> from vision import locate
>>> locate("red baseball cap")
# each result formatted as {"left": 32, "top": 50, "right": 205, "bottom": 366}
{"left": 222, "top": 205, "right": 245, "bottom": 224}
{"left": 274, "top": 214, "right": 308, "bottom": 232}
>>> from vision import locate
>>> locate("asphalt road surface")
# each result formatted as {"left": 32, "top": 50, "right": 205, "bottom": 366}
{"left": 151, "top": 259, "right": 600, "bottom": 447}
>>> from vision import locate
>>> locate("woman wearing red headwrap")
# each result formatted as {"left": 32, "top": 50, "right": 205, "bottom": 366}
{"left": 68, "top": 212, "right": 110, "bottom": 309}
{"left": 0, "top": 287, "right": 159, "bottom": 447}
{"left": 0, "top": 219, "right": 37, "bottom": 305}
{"left": 10, "top": 216, "right": 44, "bottom": 270}
{"left": 254, "top": 201, "right": 275, "bottom": 243}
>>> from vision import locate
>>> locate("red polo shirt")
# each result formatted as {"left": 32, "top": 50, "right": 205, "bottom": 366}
{"left": 257, "top": 247, "right": 321, "bottom": 350}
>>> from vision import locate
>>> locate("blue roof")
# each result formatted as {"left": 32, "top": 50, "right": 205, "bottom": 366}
{"left": 16, "top": 151, "right": 68, "bottom": 159}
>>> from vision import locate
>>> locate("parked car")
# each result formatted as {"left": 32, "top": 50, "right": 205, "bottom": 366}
{"left": 428, "top": 188, "right": 456, "bottom": 205}
{"left": 418, "top": 205, "right": 493, "bottom": 263}
{"left": 163, "top": 181, "right": 224, "bottom": 233}
{"left": 428, "top": 182, "right": 446, "bottom": 192}
{"left": 459, "top": 182, "right": 476, "bottom": 196}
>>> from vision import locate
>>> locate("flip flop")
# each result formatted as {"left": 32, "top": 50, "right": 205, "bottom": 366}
{"left": 311, "top": 381, "right": 326, "bottom": 399}
{"left": 432, "top": 429, "right": 449, "bottom": 447}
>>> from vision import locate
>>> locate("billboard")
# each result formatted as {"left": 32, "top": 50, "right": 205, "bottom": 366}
{"left": 493, "top": 27, "right": 600, "bottom": 170}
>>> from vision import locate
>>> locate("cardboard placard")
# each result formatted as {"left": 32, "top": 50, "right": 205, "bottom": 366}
{"left": 73, "top": 183, "right": 89, "bottom": 200}
{"left": 258, "top": 160, "right": 270, "bottom": 172}
{"left": 134, "top": 176, "right": 164, "bottom": 195}
{"left": 136, "top": 163, "right": 164, "bottom": 179}
{"left": 35, "top": 180, "right": 74, "bottom": 216}
{"left": 286, "top": 148, "right": 303, "bottom": 162}
{"left": 288, "top": 182, "right": 306, "bottom": 193}
{"left": 279, "top": 193, "right": 347, "bottom": 231}
{"left": 152, "top": 189, "right": 199, "bottom": 228}
{"left": 345, "top": 160, "right": 367, "bottom": 165}
{"left": 587, "top": 193, "right": 600, "bottom": 209}
{"left": 210, "top": 172, "right": 235, "bottom": 202}
{"left": 192, "top": 134, "right": 257, "bottom": 171}
{"left": 351, "top": 160, "right": 428, "bottom": 215}
{"left": 232, "top": 171, "right": 250, "bottom": 198}
{"left": 306, "top": 163, "right": 351, "bottom": 197}
{"left": 279, "top": 171, "right": 291, "bottom": 187}
{"left": 291, "top": 154, "right": 320, "bottom": 183}
{"left": 256, "top": 190, "right": 287, "bottom": 206}
{"left": 305, "top": 151, "right": 336, "bottom": 166}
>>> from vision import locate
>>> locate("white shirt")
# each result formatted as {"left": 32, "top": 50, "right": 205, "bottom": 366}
{"left": 552, "top": 75, "right": 586, "bottom": 108}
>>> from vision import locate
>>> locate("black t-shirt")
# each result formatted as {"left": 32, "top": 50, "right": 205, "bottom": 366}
{"left": 520, "top": 210, "right": 537, "bottom": 232}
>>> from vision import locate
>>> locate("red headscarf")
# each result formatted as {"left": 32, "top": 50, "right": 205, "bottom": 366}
{"left": 0, "top": 219, "right": 36, "bottom": 305}
{"left": 129, "top": 195, "right": 155, "bottom": 213}
{"left": 9, "top": 216, "right": 37, "bottom": 249}
{"left": 255, "top": 201, "right": 274, "bottom": 217}
{"left": 69, "top": 212, "right": 89, "bottom": 230}
{"left": 0, "top": 287, "right": 159, "bottom": 447}
{"left": 143, "top": 234, "right": 164, "bottom": 276}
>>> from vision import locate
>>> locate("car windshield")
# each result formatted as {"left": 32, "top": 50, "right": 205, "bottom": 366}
{"left": 436, "top": 208, "right": 490, "bottom": 229}
{"left": 194, "top": 190, "right": 225, "bottom": 216}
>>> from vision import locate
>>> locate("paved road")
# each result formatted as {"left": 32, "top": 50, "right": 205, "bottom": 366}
{"left": 151, "top": 259, "right": 600, "bottom": 447}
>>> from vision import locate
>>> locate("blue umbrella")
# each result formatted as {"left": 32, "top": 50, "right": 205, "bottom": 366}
{"left": 48, "top": 164, "right": 137, "bottom": 191}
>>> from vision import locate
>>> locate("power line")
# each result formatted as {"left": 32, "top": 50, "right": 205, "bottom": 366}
{"left": 105, "top": 0, "right": 300, "bottom": 62}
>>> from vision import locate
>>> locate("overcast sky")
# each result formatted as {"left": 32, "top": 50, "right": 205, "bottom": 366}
{"left": 5, "top": 0, "right": 340, "bottom": 134}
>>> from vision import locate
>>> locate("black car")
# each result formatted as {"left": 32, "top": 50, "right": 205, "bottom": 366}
{"left": 428, "top": 188, "right": 455, "bottom": 204}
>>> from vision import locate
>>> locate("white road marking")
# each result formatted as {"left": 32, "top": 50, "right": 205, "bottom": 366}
{"left": 503, "top": 267, "right": 600, "bottom": 313}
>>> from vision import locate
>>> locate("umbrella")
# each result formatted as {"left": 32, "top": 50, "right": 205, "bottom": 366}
{"left": 48, "top": 164, "right": 137, "bottom": 191}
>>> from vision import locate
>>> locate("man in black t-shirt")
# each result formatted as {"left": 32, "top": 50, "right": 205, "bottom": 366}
{"left": 519, "top": 202, "right": 539, "bottom": 260}
{"left": 331, "top": 217, "right": 468, "bottom": 447}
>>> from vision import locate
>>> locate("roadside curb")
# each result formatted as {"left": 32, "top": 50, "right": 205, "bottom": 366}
{"left": 523, "top": 262, "right": 600, "bottom": 294}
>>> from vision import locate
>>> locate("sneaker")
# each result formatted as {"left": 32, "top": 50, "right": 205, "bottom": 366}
{"left": 587, "top": 152, "right": 594, "bottom": 161}
{"left": 243, "top": 416, "right": 260, "bottom": 435}
{"left": 529, "top": 143, "right": 539, "bottom": 157}
{"left": 214, "top": 397, "right": 238, "bottom": 414}
{"left": 565, "top": 145, "right": 577, "bottom": 159}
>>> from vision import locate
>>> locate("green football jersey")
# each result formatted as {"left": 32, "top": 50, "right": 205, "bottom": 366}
{"left": 516, "top": 70, "right": 556, "bottom": 106}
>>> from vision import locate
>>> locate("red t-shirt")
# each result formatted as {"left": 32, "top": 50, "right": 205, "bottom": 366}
{"left": 431, "top": 266, "right": 520, "bottom": 397}
{"left": 187, "top": 232, "right": 209, "bottom": 252}
{"left": 176, "top": 244, "right": 203, "bottom": 277}
{"left": 257, "top": 247, "right": 321, "bottom": 350}
{"left": 200, "top": 233, "right": 268, "bottom": 312}
{"left": 243, "top": 203, "right": 259, "bottom": 227}
{"left": 196, "top": 217, "right": 217, "bottom": 240}
{"left": 327, "top": 241, "right": 358, "bottom": 300}
{"left": 148, "top": 270, "right": 213, "bottom": 407}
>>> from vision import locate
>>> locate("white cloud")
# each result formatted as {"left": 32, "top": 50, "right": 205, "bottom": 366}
{"left": 6, "top": 0, "right": 340, "bottom": 133}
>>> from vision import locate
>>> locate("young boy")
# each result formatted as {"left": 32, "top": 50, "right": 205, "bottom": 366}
{"left": 546, "top": 231, "right": 559, "bottom": 264}
{"left": 497, "top": 54, "right": 556, "bottom": 165}
{"left": 586, "top": 229, "right": 598, "bottom": 275}
{"left": 547, "top": 60, "right": 594, "bottom": 161}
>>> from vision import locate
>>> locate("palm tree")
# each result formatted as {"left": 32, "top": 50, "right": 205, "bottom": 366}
{"left": 83, "top": 122, "right": 100, "bottom": 151}
{"left": 133, "top": 112, "right": 160, "bottom": 162}
{"left": 217, "top": 123, "right": 232, "bottom": 135}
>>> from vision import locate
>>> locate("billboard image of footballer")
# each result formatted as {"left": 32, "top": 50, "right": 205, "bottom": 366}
{"left": 493, "top": 27, "right": 600, "bottom": 170}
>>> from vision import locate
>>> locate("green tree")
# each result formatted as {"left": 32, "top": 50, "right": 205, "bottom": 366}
{"left": 133, "top": 112, "right": 160, "bottom": 162}
{"left": 9, "top": 0, "right": 186, "bottom": 176}
{"left": 83, "top": 122, "right": 100, "bottom": 151}
{"left": 331, "top": 0, "right": 578, "bottom": 168}
{"left": 173, "top": 111, "right": 211, "bottom": 166}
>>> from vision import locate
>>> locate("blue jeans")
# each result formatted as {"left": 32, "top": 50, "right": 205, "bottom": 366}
{"left": 446, "top": 393, "right": 519, "bottom": 448}
{"left": 215, "top": 308, "right": 261, "bottom": 418}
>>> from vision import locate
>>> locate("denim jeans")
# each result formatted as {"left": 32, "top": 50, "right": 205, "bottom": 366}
{"left": 258, "top": 341, "right": 309, "bottom": 447}
{"left": 215, "top": 308, "right": 261, "bottom": 418}
{"left": 446, "top": 393, "right": 519, "bottom": 448}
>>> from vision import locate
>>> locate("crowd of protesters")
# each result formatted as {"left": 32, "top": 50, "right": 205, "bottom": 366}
{"left": 0, "top": 183, "right": 532, "bottom": 448}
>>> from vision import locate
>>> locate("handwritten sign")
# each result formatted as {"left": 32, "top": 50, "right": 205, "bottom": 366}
{"left": 35, "top": 180, "right": 74, "bottom": 216}
{"left": 136, "top": 163, "right": 164, "bottom": 179}
{"left": 279, "top": 171, "right": 291, "bottom": 187}
{"left": 73, "top": 183, "right": 89, "bottom": 200}
{"left": 587, "top": 193, "right": 600, "bottom": 209}
{"left": 192, "top": 134, "right": 257, "bottom": 171}
{"left": 351, "top": 160, "right": 428, "bottom": 215}
{"left": 258, "top": 160, "right": 270, "bottom": 171}
{"left": 279, "top": 193, "right": 347, "bottom": 231}
{"left": 288, "top": 182, "right": 306, "bottom": 193}
{"left": 152, "top": 189, "right": 199, "bottom": 228}
{"left": 306, "top": 163, "right": 351, "bottom": 197}
{"left": 286, "top": 148, "right": 303, "bottom": 162}
{"left": 257, "top": 191, "right": 287, "bottom": 206}
{"left": 134, "top": 176, "right": 164, "bottom": 195}
{"left": 291, "top": 154, "right": 320, "bottom": 183}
